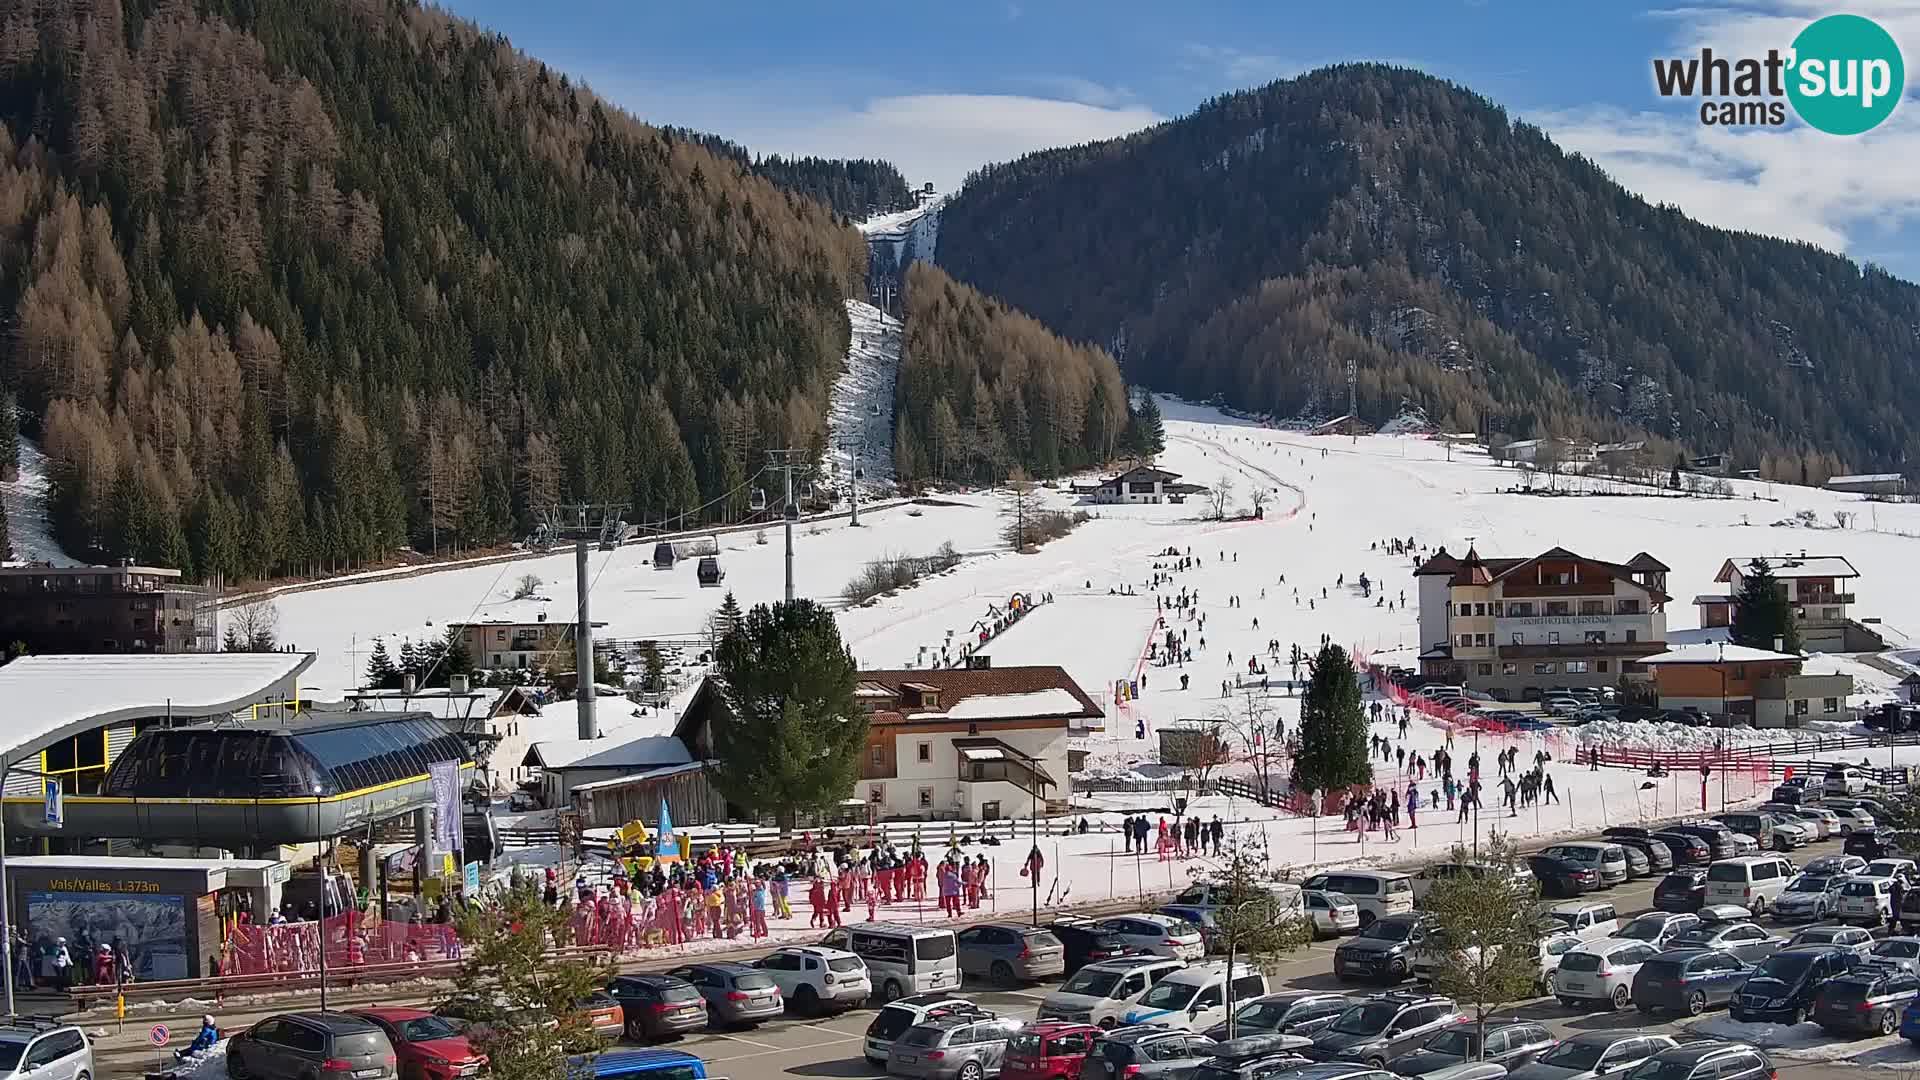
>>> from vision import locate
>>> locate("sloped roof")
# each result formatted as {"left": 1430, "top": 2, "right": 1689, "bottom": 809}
{"left": 0, "top": 652, "right": 315, "bottom": 758}
{"left": 1441, "top": 546, "right": 1671, "bottom": 600}
{"left": 523, "top": 734, "right": 693, "bottom": 771}
{"left": 1626, "top": 552, "right": 1671, "bottom": 572}
{"left": 1717, "top": 556, "right": 1860, "bottom": 581}
{"left": 1639, "top": 644, "right": 1802, "bottom": 665}
{"left": 857, "top": 666, "right": 1103, "bottom": 720}
{"left": 1106, "top": 465, "right": 1181, "bottom": 484}
{"left": 1413, "top": 547, "right": 1461, "bottom": 577}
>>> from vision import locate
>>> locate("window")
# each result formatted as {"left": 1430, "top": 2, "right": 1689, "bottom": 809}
{"left": 1548, "top": 631, "right": 1561, "bottom": 645}
{"left": 1823, "top": 697, "right": 1840, "bottom": 713}
{"left": 918, "top": 787, "right": 933, "bottom": 809}
{"left": 1491, "top": 603, "right": 1505, "bottom": 617}
{"left": 1625, "top": 630, "right": 1638, "bottom": 643}
{"left": 1546, "top": 601, "right": 1571, "bottom": 616}
{"left": 1474, "top": 603, "right": 1487, "bottom": 617}
{"left": 1477, "top": 664, "right": 1493, "bottom": 676}
{"left": 1566, "top": 661, "right": 1589, "bottom": 674}
{"left": 1584, "top": 631, "right": 1607, "bottom": 644}
{"left": 1509, "top": 602, "right": 1535, "bottom": 617}
{"left": 1822, "top": 607, "right": 1840, "bottom": 620}
{"left": 1732, "top": 664, "right": 1747, "bottom": 679}
{"left": 495, "top": 629, "right": 507, "bottom": 642}
{"left": 1502, "top": 663, "right": 1518, "bottom": 676}
{"left": 1794, "top": 699, "right": 1809, "bottom": 717}
{"left": 917, "top": 742, "right": 931, "bottom": 762}
{"left": 1617, "top": 599, "right": 1641, "bottom": 614}
{"left": 1596, "top": 661, "right": 1610, "bottom": 673}
{"left": 1534, "top": 662, "right": 1558, "bottom": 675}
{"left": 1474, "top": 634, "right": 1488, "bottom": 647}
{"left": 1579, "top": 600, "right": 1606, "bottom": 615}
{"left": 1458, "top": 634, "right": 1472, "bottom": 647}
{"left": 1512, "top": 632, "right": 1524, "bottom": 645}
{"left": 870, "top": 746, "right": 884, "bottom": 767}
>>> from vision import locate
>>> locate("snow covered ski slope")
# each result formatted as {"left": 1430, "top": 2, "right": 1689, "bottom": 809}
{"left": 822, "top": 299, "right": 901, "bottom": 496}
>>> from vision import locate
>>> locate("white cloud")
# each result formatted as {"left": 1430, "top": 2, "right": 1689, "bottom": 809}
{"left": 1535, "top": 0, "right": 1920, "bottom": 267}
{"left": 714, "top": 93, "right": 1163, "bottom": 194}
{"left": 1179, "top": 44, "right": 1297, "bottom": 87}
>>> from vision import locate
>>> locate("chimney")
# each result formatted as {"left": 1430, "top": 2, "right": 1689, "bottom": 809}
{"left": 449, "top": 673, "right": 469, "bottom": 695}
{"left": 403, "top": 672, "right": 417, "bottom": 695}
{"left": 1773, "top": 636, "right": 1784, "bottom": 653}
{"left": 537, "top": 612, "right": 547, "bottom": 623}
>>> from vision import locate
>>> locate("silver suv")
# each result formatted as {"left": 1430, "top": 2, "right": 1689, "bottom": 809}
{"left": 0, "top": 1022, "right": 92, "bottom": 1080}
{"left": 889, "top": 1016, "right": 1025, "bottom": 1080}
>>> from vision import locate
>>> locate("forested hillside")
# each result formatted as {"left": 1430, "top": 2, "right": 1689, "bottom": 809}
{"left": 894, "top": 262, "right": 1128, "bottom": 488}
{"left": 939, "top": 64, "right": 1920, "bottom": 478}
{"left": 0, "top": 0, "right": 867, "bottom": 583}
{"left": 662, "top": 128, "right": 915, "bottom": 219}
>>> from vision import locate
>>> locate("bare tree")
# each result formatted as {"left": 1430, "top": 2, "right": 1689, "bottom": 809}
{"left": 1249, "top": 487, "right": 1271, "bottom": 517}
{"left": 223, "top": 598, "right": 281, "bottom": 652}
{"left": 1208, "top": 475, "right": 1236, "bottom": 520}
{"left": 1182, "top": 722, "right": 1233, "bottom": 794}
{"left": 1533, "top": 441, "right": 1565, "bottom": 492}
{"left": 512, "top": 573, "right": 544, "bottom": 600}
{"left": 1002, "top": 467, "right": 1041, "bottom": 550}
{"left": 1221, "top": 690, "right": 1286, "bottom": 802}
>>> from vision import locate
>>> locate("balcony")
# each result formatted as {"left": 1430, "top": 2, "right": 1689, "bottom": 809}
{"left": 1794, "top": 592, "right": 1855, "bottom": 605}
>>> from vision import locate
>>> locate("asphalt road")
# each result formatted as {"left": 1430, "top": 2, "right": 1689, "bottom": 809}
{"left": 89, "top": 832, "right": 1920, "bottom": 1080}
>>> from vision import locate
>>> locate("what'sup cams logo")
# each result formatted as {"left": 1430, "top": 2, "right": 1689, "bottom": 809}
{"left": 1653, "top": 13, "right": 1905, "bottom": 134}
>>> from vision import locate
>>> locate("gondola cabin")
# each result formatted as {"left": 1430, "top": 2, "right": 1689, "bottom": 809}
{"left": 652, "top": 541, "right": 677, "bottom": 570}
{"left": 696, "top": 556, "right": 725, "bottom": 587}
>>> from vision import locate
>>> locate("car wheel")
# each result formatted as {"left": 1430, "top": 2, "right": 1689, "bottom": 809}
{"left": 1366, "top": 1059, "right": 1386, "bottom": 1070}
{"left": 991, "top": 961, "right": 1017, "bottom": 985}
{"left": 960, "top": 1062, "right": 984, "bottom": 1080}
{"left": 1386, "top": 959, "right": 1408, "bottom": 981}
{"left": 880, "top": 980, "right": 904, "bottom": 1004}
{"left": 1098, "top": 1018, "right": 1117, "bottom": 1030}
{"left": 1687, "top": 991, "right": 1707, "bottom": 1017}
{"left": 1882, "top": 1010, "right": 1899, "bottom": 1036}
{"left": 625, "top": 1018, "right": 646, "bottom": 1042}
{"left": 1611, "top": 985, "right": 1631, "bottom": 1010}
{"left": 228, "top": 1054, "right": 249, "bottom": 1080}
{"left": 794, "top": 985, "right": 821, "bottom": 1015}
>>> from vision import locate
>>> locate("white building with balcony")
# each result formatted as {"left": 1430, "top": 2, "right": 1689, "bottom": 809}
{"left": 1415, "top": 546, "right": 1670, "bottom": 699}
{"left": 1696, "top": 554, "right": 1876, "bottom": 652}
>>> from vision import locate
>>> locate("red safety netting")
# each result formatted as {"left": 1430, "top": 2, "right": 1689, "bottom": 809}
{"left": 224, "top": 914, "right": 461, "bottom": 976}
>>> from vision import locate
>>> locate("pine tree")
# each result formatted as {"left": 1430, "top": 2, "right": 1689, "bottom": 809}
{"left": 1293, "top": 643, "right": 1371, "bottom": 794}
{"left": 1424, "top": 835, "right": 1546, "bottom": 1054}
{"left": 1731, "top": 559, "right": 1801, "bottom": 654}
{"left": 0, "top": 392, "right": 18, "bottom": 483}
{"left": 637, "top": 641, "right": 667, "bottom": 692}
{"left": 0, "top": 496, "right": 9, "bottom": 561}
{"left": 441, "top": 625, "right": 474, "bottom": 683}
{"left": 451, "top": 877, "right": 612, "bottom": 1079}
{"left": 712, "top": 599, "right": 865, "bottom": 829}
{"left": 1134, "top": 392, "right": 1166, "bottom": 457}
{"left": 365, "top": 639, "right": 400, "bottom": 689}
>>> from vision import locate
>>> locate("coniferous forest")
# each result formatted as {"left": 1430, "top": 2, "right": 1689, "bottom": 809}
{"left": 938, "top": 64, "right": 1920, "bottom": 478}
{"left": 893, "top": 262, "right": 1128, "bottom": 488}
{"left": 0, "top": 0, "right": 867, "bottom": 581}
{"left": 660, "top": 128, "right": 916, "bottom": 221}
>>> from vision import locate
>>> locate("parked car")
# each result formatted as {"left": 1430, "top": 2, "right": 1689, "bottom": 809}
{"left": 1845, "top": 828, "right": 1898, "bottom": 860}
{"left": 1098, "top": 915, "right": 1207, "bottom": 961}
{"left": 1825, "top": 804, "right": 1880, "bottom": 835}
{"left": 1159, "top": 907, "right": 1226, "bottom": 954}
{"left": 228, "top": 1012, "right": 398, "bottom": 1080}
{"left": 1304, "top": 892, "right": 1362, "bottom": 939}
{"left": 1610, "top": 912, "right": 1700, "bottom": 950}
{"left": 1769, "top": 785, "right": 1808, "bottom": 806}
{"left": 1190, "top": 1035, "right": 1315, "bottom": 1080}
{"left": 1771, "top": 873, "right": 1851, "bottom": 923}
{"left": 1652, "top": 870, "right": 1707, "bottom": 913}
{"left": 1201, "top": 993, "right": 1357, "bottom": 1042}
{"left": 1630, "top": 949, "right": 1754, "bottom": 1016}
{"left": 1775, "top": 806, "right": 1840, "bottom": 840}
{"left": 1384, "top": 1020, "right": 1555, "bottom": 1077}
{"left": 1665, "top": 823, "right": 1738, "bottom": 861}
{"left": 1873, "top": 937, "right": 1920, "bottom": 975}
{"left": 1665, "top": 920, "right": 1784, "bottom": 964}
{"left": 1608, "top": 836, "right": 1674, "bottom": 875}
{"left": 1079, "top": 1027, "right": 1218, "bottom": 1080}
{"left": 1804, "top": 854, "right": 1869, "bottom": 877}
{"left": 865, "top": 995, "right": 991, "bottom": 1065}
{"left": 347, "top": 1009, "right": 485, "bottom": 1080}
{"left": 1541, "top": 901, "right": 1618, "bottom": 942}
{"left": 1537, "top": 843, "right": 1630, "bottom": 888}
{"left": 1898, "top": 991, "right": 1920, "bottom": 1045}
{"left": 1785, "top": 924, "right": 1875, "bottom": 957}
{"left": 1410, "top": 862, "right": 1533, "bottom": 902}
{"left": 1835, "top": 877, "right": 1896, "bottom": 926}
{"left": 1306, "top": 993, "right": 1460, "bottom": 1068}
{"left": 752, "top": 946, "right": 868, "bottom": 1015}
{"left": 1553, "top": 939, "right": 1663, "bottom": 1011}
{"left": 1825, "top": 766, "right": 1870, "bottom": 796}
{"left": 605, "top": 974, "right": 708, "bottom": 1041}
{"left": 1866, "top": 858, "right": 1920, "bottom": 886}
{"left": 1813, "top": 965, "right": 1920, "bottom": 1036}
{"left": 959, "top": 924, "right": 1068, "bottom": 984}
{"left": 1528, "top": 854, "right": 1597, "bottom": 899}
{"left": 1001, "top": 1022, "right": 1101, "bottom": 1080}
{"left": 1729, "top": 945, "right": 1862, "bottom": 1023}
{"left": 1507, "top": 1033, "right": 1675, "bottom": 1080}
{"left": 891, "top": 1016, "right": 1026, "bottom": 1080}
{"left": 1650, "top": 831, "right": 1712, "bottom": 866}
{"left": 1766, "top": 816, "right": 1814, "bottom": 850}
{"left": 664, "top": 961, "right": 784, "bottom": 1027}
{"left": 577, "top": 991, "right": 625, "bottom": 1040}
{"left": 0, "top": 1022, "right": 91, "bottom": 1080}
{"left": 1049, "top": 919, "right": 1144, "bottom": 974}
{"left": 1332, "top": 914, "right": 1429, "bottom": 984}
{"left": 1121, "top": 963, "right": 1267, "bottom": 1033}
{"left": 1618, "top": 1042, "right": 1772, "bottom": 1080}
{"left": 1039, "top": 957, "right": 1188, "bottom": 1029}
{"left": 1704, "top": 855, "right": 1796, "bottom": 913}
{"left": 1613, "top": 844, "right": 1652, "bottom": 880}
{"left": 1298, "top": 872, "right": 1416, "bottom": 929}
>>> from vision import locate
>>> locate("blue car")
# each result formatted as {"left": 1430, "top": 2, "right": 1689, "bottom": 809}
{"left": 1899, "top": 995, "right": 1920, "bottom": 1045}
{"left": 1630, "top": 948, "right": 1753, "bottom": 1017}
{"left": 584, "top": 1049, "right": 709, "bottom": 1080}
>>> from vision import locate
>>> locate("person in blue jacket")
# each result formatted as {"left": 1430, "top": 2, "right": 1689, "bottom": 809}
{"left": 176, "top": 1015, "right": 219, "bottom": 1061}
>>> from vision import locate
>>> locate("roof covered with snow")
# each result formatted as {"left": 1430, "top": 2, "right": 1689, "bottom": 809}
{"left": 1718, "top": 555, "right": 1860, "bottom": 580}
{"left": 857, "top": 666, "right": 1103, "bottom": 721}
{"left": 0, "top": 652, "right": 315, "bottom": 756}
{"left": 1638, "top": 643, "right": 1802, "bottom": 665}
{"left": 941, "top": 688, "right": 1089, "bottom": 721}
{"left": 525, "top": 734, "right": 692, "bottom": 771}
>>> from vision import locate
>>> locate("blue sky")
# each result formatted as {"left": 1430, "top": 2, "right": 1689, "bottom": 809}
{"left": 444, "top": 0, "right": 1920, "bottom": 279}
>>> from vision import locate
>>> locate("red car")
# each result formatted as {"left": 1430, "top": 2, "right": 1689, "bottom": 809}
{"left": 1002, "top": 1022, "right": 1101, "bottom": 1080}
{"left": 349, "top": 1008, "right": 488, "bottom": 1080}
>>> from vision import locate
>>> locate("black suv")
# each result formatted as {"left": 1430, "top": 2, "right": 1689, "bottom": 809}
{"left": 1080, "top": 1027, "right": 1217, "bottom": 1080}
{"left": 228, "top": 1012, "right": 397, "bottom": 1080}
{"left": 1845, "top": 828, "right": 1898, "bottom": 860}
{"left": 1665, "top": 823, "right": 1737, "bottom": 861}
{"left": 1333, "top": 915, "right": 1429, "bottom": 984}
{"left": 1621, "top": 1042, "right": 1772, "bottom": 1080}
{"left": 1730, "top": 946, "right": 1860, "bottom": 1025}
{"left": 1307, "top": 993, "right": 1459, "bottom": 1068}
{"left": 1386, "top": 1019, "right": 1556, "bottom": 1077}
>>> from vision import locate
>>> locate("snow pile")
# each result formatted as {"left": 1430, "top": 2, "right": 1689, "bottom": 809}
{"left": 1682, "top": 1016, "right": 1871, "bottom": 1060}
{"left": 173, "top": 1039, "right": 231, "bottom": 1080}
{"left": 1376, "top": 406, "right": 1433, "bottom": 435}
{"left": 0, "top": 433, "right": 79, "bottom": 566}
{"left": 822, "top": 299, "right": 900, "bottom": 496}
{"left": 1576, "top": 720, "right": 1804, "bottom": 753}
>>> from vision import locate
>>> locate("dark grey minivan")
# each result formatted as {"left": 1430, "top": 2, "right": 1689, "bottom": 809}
{"left": 227, "top": 1012, "right": 396, "bottom": 1080}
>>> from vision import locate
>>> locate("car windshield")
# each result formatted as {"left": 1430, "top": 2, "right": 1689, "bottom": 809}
{"left": 1879, "top": 941, "right": 1920, "bottom": 958}
{"left": 0, "top": 1043, "right": 25, "bottom": 1072}
{"left": 658, "top": 983, "right": 701, "bottom": 1003}
{"left": 1795, "top": 929, "right": 1843, "bottom": 943}
{"left": 1359, "top": 921, "right": 1413, "bottom": 942}
{"left": 1537, "top": 1041, "right": 1608, "bottom": 1071}
{"left": 1706, "top": 864, "right": 1749, "bottom": 882}
{"left": 398, "top": 1016, "right": 463, "bottom": 1041}
{"left": 1330, "top": 1002, "right": 1396, "bottom": 1035}
{"left": 1325, "top": 893, "right": 1355, "bottom": 907}
{"left": 1786, "top": 877, "right": 1831, "bottom": 893}
{"left": 1423, "top": 1029, "right": 1479, "bottom": 1056}
{"left": 1672, "top": 930, "right": 1717, "bottom": 946}
{"left": 1061, "top": 968, "right": 1124, "bottom": 997}
{"left": 1546, "top": 912, "right": 1580, "bottom": 930}
{"left": 1617, "top": 917, "right": 1667, "bottom": 941}
{"left": 734, "top": 972, "right": 777, "bottom": 989}
{"left": 1139, "top": 981, "right": 1201, "bottom": 1010}
{"left": 1869, "top": 863, "right": 1905, "bottom": 877}
{"left": 1752, "top": 953, "right": 1815, "bottom": 983}
{"left": 1232, "top": 1001, "right": 1294, "bottom": 1027}
{"left": 1843, "top": 881, "right": 1883, "bottom": 896}
{"left": 1547, "top": 847, "right": 1598, "bottom": 863}
{"left": 1558, "top": 952, "right": 1604, "bottom": 972}
{"left": 868, "top": 1007, "right": 920, "bottom": 1040}
{"left": 900, "top": 1027, "right": 946, "bottom": 1048}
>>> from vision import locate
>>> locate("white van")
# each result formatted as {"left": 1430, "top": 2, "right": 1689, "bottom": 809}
{"left": 1300, "top": 871, "right": 1415, "bottom": 928}
{"left": 1118, "top": 961, "right": 1267, "bottom": 1032}
{"left": 1825, "top": 766, "right": 1870, "bottom": 796}
{"left": 1543, "top": 901, "right": 1620, "bottom": 941}
{"left": 1036, "top": 956, "right": 1187, "bottom": 1028}
{"left": 820, "top": 922, "right": 959, "bottom": 1002}
{"left": 1703, "top": 856, "right": 1796, "bottom": 913}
